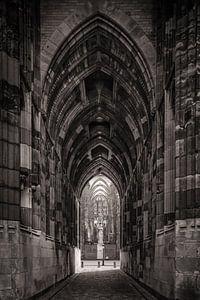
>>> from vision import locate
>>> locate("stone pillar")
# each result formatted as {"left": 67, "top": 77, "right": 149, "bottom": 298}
{"left": 44, "top": 134, "right": 52, "bottom": 235}
{"left": 49, "top": 151, "right": 55, "bottom": 237}
{"left": 76, "top": 198, "right": 80, "bottom": 248}
{"left": 175, "top": 7, "right": 198, "bottom": 220}
{"left": 32, "top": 107, "right": 41, "bottom": 230}
{"left": 196, "top": 4, "right": 200, "bottom": 212}
{"left": 174, "top": 5, "right": 200, "bottom": 299}
{"left": 20, "top": 91, "right": 32, "bottom": 226}
{"left": 155, "top": 105, "right": 164, "bottom": 229}
{"left": 164, "top": 88, "right": 175, "bottom": 224}
{"left": 0, "top": 0, "right": 20, "bottom": 221}
{"left": 55, "top": 160, "right": 62, "bottom": 241}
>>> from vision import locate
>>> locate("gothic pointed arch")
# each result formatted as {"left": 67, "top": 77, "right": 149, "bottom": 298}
{"left": 41, "top": 13, "right": 155, "bottom": 197}
{"left": 41, "top": 8, "right": 156, "bottom": 85}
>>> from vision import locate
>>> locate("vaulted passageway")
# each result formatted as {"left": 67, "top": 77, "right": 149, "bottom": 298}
{"left": 43, "top": 13, "right": 154, "bottom": 196}
{"left": 40, "top": 12, "right": 155, "bottom": 294}
{"left": 41, "top": 11, "right": 155, "bottom": 290}
{"left": 1, "top": 1, "right": 200, "bottom": 299}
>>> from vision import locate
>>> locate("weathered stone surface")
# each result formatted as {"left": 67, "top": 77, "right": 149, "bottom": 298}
{"left": 1, "top": 1, "right": 200, "bottom": 300}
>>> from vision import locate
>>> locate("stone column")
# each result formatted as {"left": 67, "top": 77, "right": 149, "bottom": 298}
{"left": 175, "top": 8, "right": 198, "bottom": 219}
{"left": 164, "top": 88, "right": 175, "bottom": 223}
{"left": 32, "top": 107, "right": 41, "bottom": 230}
{"left": 155, "top": 105, "right": 165, "bottom": 229}
{"left": 174, "top": 5, "right": 200, "bottom": 299}
{"left": 0, "top": 0, "right": 20, "bottom": 221}
{"left": 20, "top": 91, "right": 32, "bottom": 227}
{"left": 196, "top": 4, "right": 200, "bottom": 214}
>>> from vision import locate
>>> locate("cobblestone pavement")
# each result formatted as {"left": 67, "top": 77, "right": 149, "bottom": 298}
{"left": 50, "top": 270, "right": 146, "bottom": 300}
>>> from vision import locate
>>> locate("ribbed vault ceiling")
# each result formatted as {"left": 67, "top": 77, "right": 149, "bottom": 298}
{"left": 89, "top": 176, "right": 110, "bottom": 200}
{"left": 43, "top": 13, "right": 154, "bottom": 198}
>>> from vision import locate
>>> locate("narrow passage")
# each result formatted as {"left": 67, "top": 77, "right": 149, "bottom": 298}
{"left": 50, "top": 270, "right": 146, "bottom": 300}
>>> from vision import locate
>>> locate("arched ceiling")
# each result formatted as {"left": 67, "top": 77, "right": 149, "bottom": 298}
{"left": 43, "top": 14, "right": 155, "bottom": 198}
{"left": 82, "top": 175, "right": 117, "bottom": 205}
{"left": 90, "top": 177, "right": 110, "bottom": 197}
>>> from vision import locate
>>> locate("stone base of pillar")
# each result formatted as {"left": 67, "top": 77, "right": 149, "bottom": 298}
{"left": 175, "top": 218, "right": 200, "bottom": 300}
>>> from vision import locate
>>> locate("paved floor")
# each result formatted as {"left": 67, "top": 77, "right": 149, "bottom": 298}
{"left": 50, "top": 270, "right": 146, "bottom": 300}
{"left": 80, "top": 260, "right": 120, "bottom": 272}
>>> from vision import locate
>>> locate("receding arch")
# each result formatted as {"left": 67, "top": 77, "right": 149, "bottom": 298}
{"left": 42, "top": 11, "right": 155, "bottom": 104}
{"left": 41, "top": 11, "right": 156, "bottom": 205}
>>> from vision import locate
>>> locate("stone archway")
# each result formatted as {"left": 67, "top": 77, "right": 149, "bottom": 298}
{"left": 40, "top": 11, "right": 156, "bottom": 297}
{"left": 41, "top": 3, "right": 156, "bottom": 85}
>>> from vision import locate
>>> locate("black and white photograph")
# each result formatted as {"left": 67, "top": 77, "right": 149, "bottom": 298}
{"left": 0, "top": 0, "right": 199, "bottom": 299}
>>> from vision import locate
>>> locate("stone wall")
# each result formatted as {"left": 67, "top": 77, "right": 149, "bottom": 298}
{"left": 175, "top": 219, "right": 200, "bottom": 300}
{"left": 0, "top": 0, "right": 21, "bottom": 222}
{"left": 121, "top": 226, "right": 175, "bottom": 299}
{"left": 121, "top": 2, "right": 200, "bottom": 300}
{"left": 0, "top": 220, "right": 80, "bottom": 299}
{"left": 174, "top": 3, "right": 200, "bottom": 299}
{"left": 0, "top": 1, "right": 81, "bottom": 299}
{"left": 40, "top": 0, "right": 154, "bottom": 49}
